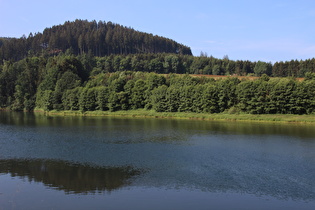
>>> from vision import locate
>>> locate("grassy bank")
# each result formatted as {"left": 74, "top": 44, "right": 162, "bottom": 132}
{"left": 33, "top": 108, "right": 315, "bottom": 124}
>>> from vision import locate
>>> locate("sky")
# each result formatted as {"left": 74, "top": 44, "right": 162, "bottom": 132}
{"left": 1, "top": 0, "right": 315, "bottom": 62}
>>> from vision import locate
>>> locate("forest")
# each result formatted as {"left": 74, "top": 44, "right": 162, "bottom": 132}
{"left": 0, "top": 19, "right": 192, "bottom": 62}
{"left": 1, "top": 53, "right": 315, "bottom": 114}
{"left": 1, "top": 20, "right": 315, "bottom": 115}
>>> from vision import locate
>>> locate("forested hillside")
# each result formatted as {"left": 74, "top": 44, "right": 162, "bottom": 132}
{"left": 1, "top": 20, "right": 315, "bottom": 114}
{"left": 1, "top": 19, "right": 315, "bottom": 77}
{"left": 1, "top": 53, "right": 315, "bottom": 114}
{"left": 0, "top": 19, "right": 192, "bottom": 62}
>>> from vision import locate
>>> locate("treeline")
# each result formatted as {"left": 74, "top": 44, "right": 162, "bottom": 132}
{"left": 1, "top": 53, "right": 315, "bottom": 114}
{"left": 0, "top": 19, "right": 192, "bottom": 62}
{"left": 89, "top": 54, "right": 315, "bottom": 77}
{"left": 36, "top": 71, "right": 315, "bottom": 115}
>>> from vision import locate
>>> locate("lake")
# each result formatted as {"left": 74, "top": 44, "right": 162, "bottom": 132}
{"left": 0, "top": 112, "right": 314, "bottom": 209}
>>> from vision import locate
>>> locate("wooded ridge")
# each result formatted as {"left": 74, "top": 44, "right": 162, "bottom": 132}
{"left": 0, "top": 19, "right": 192, "bottom": 62}
{"left": 1, "top": 20, "right": 315, "bottom": 114}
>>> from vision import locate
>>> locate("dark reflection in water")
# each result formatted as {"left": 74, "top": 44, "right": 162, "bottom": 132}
{"left": 0, "top": 158, "right": 142, "bottom": 194}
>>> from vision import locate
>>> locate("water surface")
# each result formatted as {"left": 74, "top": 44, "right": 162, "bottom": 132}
{"left": 0, "top": 112, "right": 314, "bottom": 209}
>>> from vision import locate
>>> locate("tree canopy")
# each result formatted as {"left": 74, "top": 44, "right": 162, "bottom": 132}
{"left": 1, "top": 20, "right": 315, "bottom": 115}
{"left": 0, "top": 19, "right": 192, "bottom": 62}
{"left": 1, "top": 52, "right": 315, "bottom": 115}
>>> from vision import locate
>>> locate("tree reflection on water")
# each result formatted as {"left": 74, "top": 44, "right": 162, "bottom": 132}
{"left": 0, "top": 158, "right": 143, "bottom": 194}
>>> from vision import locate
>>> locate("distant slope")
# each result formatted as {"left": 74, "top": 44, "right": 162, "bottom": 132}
{"left": 0, "top": 19, "right": 192, "bottom": 62}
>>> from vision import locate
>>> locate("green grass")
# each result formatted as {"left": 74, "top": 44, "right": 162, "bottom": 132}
{"left": 33, "top": 108, "right": 315, "bottom": 124}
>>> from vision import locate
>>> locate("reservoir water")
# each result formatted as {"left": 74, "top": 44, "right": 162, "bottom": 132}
{"left": 0, "top": 112, "right": 314, "bottom": 209}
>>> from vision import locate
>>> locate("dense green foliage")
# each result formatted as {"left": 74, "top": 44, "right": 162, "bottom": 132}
{"left": 1, "top": 52, "right": 315, "bottom": 114}
{"left": 1, "top": 20, "right": 315, "bottom": 115}
{"left": 1, "top": 20, "right": 315, "bottom": 78}
{"left": 0, "top": 20, "right": 191, "bottom": 62}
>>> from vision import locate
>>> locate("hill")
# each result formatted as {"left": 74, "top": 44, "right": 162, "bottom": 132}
{"left": 0, "top": 19, "right": 192, "bottom": 62}
{"left": 1, "top": 20, "right": 315, "bottom": 114}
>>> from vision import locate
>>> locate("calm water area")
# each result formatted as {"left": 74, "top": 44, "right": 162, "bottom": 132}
{"left": 0, "top": 111, "right": 314, "bottom": 209}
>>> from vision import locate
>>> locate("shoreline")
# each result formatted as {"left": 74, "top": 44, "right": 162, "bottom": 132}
{"left": 30, "top": 109, "right": 315, "bottom": 124}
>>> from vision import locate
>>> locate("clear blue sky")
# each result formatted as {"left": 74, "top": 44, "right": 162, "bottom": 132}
{"left": 1, "top": 0, "right": 315, "bottom": 62}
